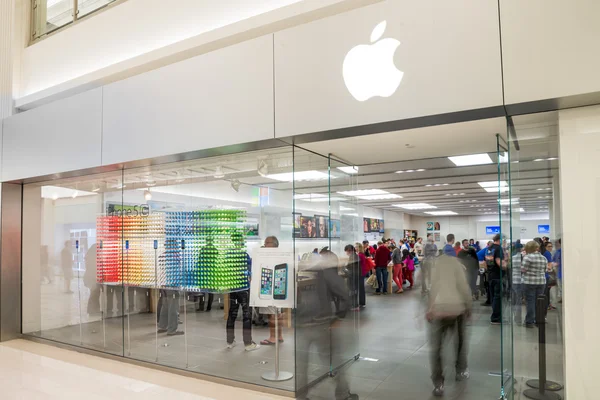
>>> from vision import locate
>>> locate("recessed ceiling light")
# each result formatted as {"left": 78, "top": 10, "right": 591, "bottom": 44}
{"left": 416, "top": 169, "right": 426, "bottom": 172}
{"left": 518, "top": 208, "right": 525, "bottom": 212}
{"left": 337, "top": 166, "right": 359, "bottom": 174}
{"left": 443, "top": 183, "right": 449, "bottom": 186}
{"left": 479, "top": 181, "right": 508, "bottom": 188}
{"left": 357, "top": 194, "right": 403, "bottom": 200}
{"left": 425, "top": 184, "right": 432, "bottom": 186}
{"left": 340, "top": 206, "right": 355, "bottom": 211}
{"left": 445, "top": 194, "right": 451, "bottom": 196}
{"left": 498, "top": 198, "right": 519, "bottom": 205}
{"left": 294, "top": 193, "right": 327, "bottom": 200}
{"left": 393, "top": 203, "right": 437, "bottom": 210}
{"left": 267, "top": 170, "right": 330, "bottom": 182}
{"left": 448, "top": 153, "right": 493, "bottom": 167}
{"left": 536, "top": 188, "right": 551, "bottom": 191}
{"left": 346, "top": 213, "right": 359, "bottom": 217}
{"left": 547, "top": 157, "right": 558, "bottom": 161}
{"left": 396, "top": 170, "right": 405, "bottom": 174}
{"left": 406, "top": 170, "right": 414, "bottom": 173}
{"left": 537, "top": 196, "right": 551, "bottom": 199}
{"left": 425, "top": 211, "right": 458, "bottom": 216}
{"left": 338, "top": 189, "right": 388, "bottom": 196}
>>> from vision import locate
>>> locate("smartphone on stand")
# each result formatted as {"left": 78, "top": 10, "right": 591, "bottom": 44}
{"left": 273, "top": 263, "right": 288, "bottom": 300}
{"left": 259, "top": 267, "right": 273, "bottom": 300}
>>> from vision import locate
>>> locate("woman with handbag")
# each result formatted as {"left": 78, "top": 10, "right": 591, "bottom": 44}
{"left": 355, "top": 243, "right": 370, "bottom": 308}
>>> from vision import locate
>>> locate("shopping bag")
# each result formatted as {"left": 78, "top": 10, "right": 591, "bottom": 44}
{"left": 366, "top": 274, "right": 378, "bottom": 289}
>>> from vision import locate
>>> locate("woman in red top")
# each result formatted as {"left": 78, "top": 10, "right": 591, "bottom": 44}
{"left": 355, "top": 243, "right": 369, "bottom": 308}
{"left": 402, "top": 249, "right": 416, "bottom": 289}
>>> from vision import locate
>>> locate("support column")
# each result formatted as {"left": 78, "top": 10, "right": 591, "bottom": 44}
{"left": 558, "top": 105, "right": 600, "bottom": 400}
{"left": 0, "top": 0, "right": 15, "bottom": 120}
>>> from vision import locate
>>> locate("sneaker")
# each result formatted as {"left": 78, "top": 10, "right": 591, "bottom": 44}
{"left": 383, "top": 292, "right": 389, "bottom": 295}
{"left": 490, "top": 321, "right": 501, "bottom": 325}
{"left": 245, "top": 342, "right": 260, "bottom": 352}
{"left": 157, "top": 328, "right": 168, "bottom": 333}
{"left": 433, "top": 384, "right": 444, "bottom": 397}
{"left": 525, "top": 324, "right": 536, "bottom": 329}
{"left": 456, "top": 369, "right": 470, "bottom": 381}
{"left": 227, "top": 341, "right": 237, "bottom": 349}
{"left": 167, "top": 331, "right": 185, "bottom": 336}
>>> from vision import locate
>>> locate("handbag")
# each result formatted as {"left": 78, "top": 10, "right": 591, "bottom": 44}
{"left": 366, "top": 274, "right": 378, "bottom": 289}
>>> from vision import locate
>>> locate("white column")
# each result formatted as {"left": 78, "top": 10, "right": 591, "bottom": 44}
{"left": 558, "top": 105, "right": 600, "bottom": 399}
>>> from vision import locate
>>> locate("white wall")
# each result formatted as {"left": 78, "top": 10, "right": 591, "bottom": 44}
{"left": 558, "top": 105, "right": 600, "bottom": 400}
{"left": 500, "top": 0, "right": 600, "bottom": 104}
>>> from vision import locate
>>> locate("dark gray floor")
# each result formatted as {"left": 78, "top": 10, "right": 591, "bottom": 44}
{"left": 27, "top": 281, "right": 565, "bottom": 400}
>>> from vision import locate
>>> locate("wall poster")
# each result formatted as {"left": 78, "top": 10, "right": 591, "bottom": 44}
{"left": 250, "top": 248, "right": 295, "bottom": 309}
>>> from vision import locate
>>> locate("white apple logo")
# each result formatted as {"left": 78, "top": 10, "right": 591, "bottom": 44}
{"left": 343, "top": 21, "right": 404, "bottom": 102}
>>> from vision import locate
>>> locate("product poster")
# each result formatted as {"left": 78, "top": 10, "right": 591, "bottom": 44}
{"left": 378, "top": 219, "right": 385, "bottom": 233}
{"left": 293, "top": 213, "right": 302, "bottom": 238}
{"left": 330, "top": 219, "right": 341, "bottom": 238}
{"left": 363, "top": 218, "right": 370, "bottom": 233}
{"left": 434, "top": 222, "right": 441, "bottom": 231}
{"left": 250, "top": 248, "right": 295, "bottom": 309}
{"left": 316, "top": 215, "right": 329, "bottom": 238}
{"left": 434, "top": 232, "right": 441, "bottom": 242}
{"left": 300, "top": 216, "right": 317, "bottom": 238}
{"left": 427, "top": 222, "right": 434, "bottom": 231}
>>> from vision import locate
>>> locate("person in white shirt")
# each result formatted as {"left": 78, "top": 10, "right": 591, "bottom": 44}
{"left": 414, "top": 237, "right": 424, "bottom": 257}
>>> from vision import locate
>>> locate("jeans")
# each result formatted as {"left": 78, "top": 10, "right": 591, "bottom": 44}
{"left": 158, "top": 290, "right": 179, "bottom": 334}
{"left": 421, "top": 259, "right": 432, "bottom": 293}
{"left": 359, "top": 276, "right": 366, "bottom": 306}
{"left": 392, "top": 264, "right": 403, "bottom": 291}
{"left": 226, "top": 290, "right": 252, "bottom": 345}
{"left": 429, "top": 314, "right": 468, "bottom": 386}
{"left": 466, "top": 266, "right": 479, "bottom": 297}
{"left": 490, "top": 278, "right": 502, "bottom": 322}
{"left": 512, "top": 284, "right": 523, "bottom": 323}
{"left": 375, "top": 267, "right": 388, "bottom": 293}
{"left": 524, "top": 284, "right": 546, "bottom": 325}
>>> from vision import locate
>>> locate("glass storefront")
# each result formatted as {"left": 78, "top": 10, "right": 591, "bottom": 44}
{"left": 21, "top": 144, "right": 361, "bottom": 394}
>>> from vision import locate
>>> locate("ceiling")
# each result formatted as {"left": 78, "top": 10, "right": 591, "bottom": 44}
{"left": 38, "top": 113, "right": 560, "bottom": 217}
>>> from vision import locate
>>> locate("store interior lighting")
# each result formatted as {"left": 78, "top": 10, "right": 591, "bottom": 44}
{"left": 338, "top": 189, "right": 389, "bottom": 197}
{"left": 266, "top": 170, "right": 329, "bottom": 182}
{"left": 393, "top": 203, "right": 436, "bottom": 210}
{"left": 425, "top": 211, "right": 458, "bottom": 216}
{"left": 448, "top": 153, "right": 493, "bottom": 167}
{"left": 337, "top": 166, "right": 359, "bottom": 174}
{"left": 356, "top": 194, "right": 402, "bottom": 200}
{"left": 144, "top": 190, "right": 152, "bottom": 201}
{"left": 498, "top": 198, "right": 519, "bottom": 205}
{"left": 230, "top": 179, "right": 241, "bottom": 192}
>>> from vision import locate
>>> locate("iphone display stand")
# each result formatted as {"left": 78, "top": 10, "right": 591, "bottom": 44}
{"left": 262, "top": 307, "right": 293, "bottom": 382}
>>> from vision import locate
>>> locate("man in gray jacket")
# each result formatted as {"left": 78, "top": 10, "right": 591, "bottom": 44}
{"left": 426, "top": 255, "right": 473, "bottom": 397}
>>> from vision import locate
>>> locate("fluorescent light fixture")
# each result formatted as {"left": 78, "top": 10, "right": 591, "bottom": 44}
{"left": 417, "top": 169, "right": 426, "bottom": 172}
{"left": 42, "top": 186, "right": 97, "bottom": 200}
{"left": 356, "top": 194, "right": 403, "bottom": 200}
{"left": 72, "top": 190, "right": 78, "bottom": 199}
{"left": 536, "top": 188, "right": 551, "bottom": 191}
{"left": 518, "top": 208, "right": 525, "bottom": 212}
{"left": 340, "top": 206, "right": 355, "bottom": 211}
{"left": 498, "top": 198, "right": 519, "bottom": 205}
{"left": 393, "top": 203, "right": 437, "bottom": 210}
{"left": 479, "top": 181, "right": 508, "bottom": 188}
{"left": 406, "top": 169, "right": 414, "bottom": 173}
{"left": 448, "top": 153, "right": 493, "bottom": 167}
{"left": 425, "top": 211, "right": 458, "bottom": 216}
{"left": 346, "top": 213, "right": 359, "bottom": 217}
{"left": 337, "top": 166, "right": 359, "bottom": 174}
{"left": 338, "top": 189, "right": 388, "bottom": 196}
{"left": 267, "top": 170, "right": 329, "bottom": 182}
{"left": 443, "top": 183, "right": 449, "bottom": 186}
{"left": 294, "top": 193, "right": 327, "bottom": 200}
{"left": 547, "top": 157, "right": 558, "bottom": 161}
{"left": 144, "top": 190, "right": 152, "bottom": 201}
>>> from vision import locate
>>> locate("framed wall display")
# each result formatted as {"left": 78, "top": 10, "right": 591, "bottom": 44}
{"left": 250, "top": 248, "right": 295, "bottom": 308}
{"left": 486, "top": 226, "right": 501, "bottom": 235}
{"left": 434, "top": 232, "right": 441, "bottom": 242}
{"left": 363, "top": 218, "right": 370, "bottom": 233}
{"left": 538, "top": 224, "right": 550, "bottom": 234}
{"left": 427, "top": 222, "right": 434, "bottom": 231}
{"left": 315, "top": 215, "right": 329, "bottom": 239}
{"left": 293, "top": 212, "right": 302, "bottom": 238}
{"left": 330, "top": 219, "right": 341, "bottom": 238}
{"left": 434, "top": 222, "right": 441, "bottom": 231}
{"left": 300, "top": 216, "right": 317, "bottom": 238}
{"left": 378, "top": 219, "right": 385, "bottom": 233}
{"left": 370, "top": 218, "right": 380, "bottom": 233}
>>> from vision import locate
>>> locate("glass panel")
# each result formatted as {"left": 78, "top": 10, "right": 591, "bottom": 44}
{"left": 78, "top": 0, "right": 116, "bottom": 19}
{"left": 22, "top": 169, "right": 125, "bottom": 356}
{"left": 509, "top": 112, "right": 564, "bottom": 398}
{"left": 498, "top": 132, "right": 515, "bottom": 399}
{"left": 293, "top": 147, "right": 333, "bottom": 395}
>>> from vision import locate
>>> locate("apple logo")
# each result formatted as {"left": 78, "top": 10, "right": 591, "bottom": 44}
{"left": 343, "top": 21, "right": 404, "bottom": 102}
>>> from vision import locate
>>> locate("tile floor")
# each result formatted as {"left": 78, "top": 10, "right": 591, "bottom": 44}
{"left": 20, "top": 276, "right": 566, "bottom": 399}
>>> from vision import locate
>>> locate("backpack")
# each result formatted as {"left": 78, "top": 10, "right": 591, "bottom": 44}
{"left": 485, "top": 246, "right": 497, "bottom": 268}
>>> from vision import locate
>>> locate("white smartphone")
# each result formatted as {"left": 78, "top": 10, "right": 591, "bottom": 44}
{"left": 259, "top": 267, "right": 273, "bottom": 300}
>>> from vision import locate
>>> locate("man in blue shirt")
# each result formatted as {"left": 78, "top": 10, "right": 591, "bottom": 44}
{"left": 553, "top": 239, "right": 562, "bottom": 303}
{"left": 477, "top": 241, "right": 493, "bottom": 306}
{"left": 443, "top": 234, "right": 457, "bottom": 257}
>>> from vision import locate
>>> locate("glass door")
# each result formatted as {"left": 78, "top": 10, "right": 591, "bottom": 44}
{"left": 497, "top": 133, "right": 515, "bottom": 399}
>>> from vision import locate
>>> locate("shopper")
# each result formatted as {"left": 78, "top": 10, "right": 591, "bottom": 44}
{"left": 83, "top": 244, "right": 101, "bottom": 315}
{"left": 485, "top": 234, "right": 504, "bottom": 324}
{"left": 158, "top": 289, "right": 184, "bottom": 336}
{"left": 296, "top": 250, "right": 357, "bottom": 400}
{"left": 402, "top": 249, "right": 415, "bottom": 289}
{"left": 477, "top": 241, "right": 493, "bottom": 305}
{"left": 454, "top": 242, "right": 462, "bottom": 255}
{"left": 521, "top": 240, "right": 549, "bottom": 328}
{"left": 355, "top": 242, "right": 369, "bottom": 308}
{"left": 421, "top": 234, "right": 438, "bottom": 294}
{"left": 374, "top": 240, "right": 391, "bottom": 295}
{"left": 553, "top": 239, "right": 562, "bottom": 303}
{"left": 414, "top": 237, "right": 424, "bottom": 257}
{"left": 443, "top": 234, "right": 457, "bottom": 257}
{"left": 512, "top": 246, "right": 525, "bottom": 325}
{"left": 345, "top": 245, "right": 361, "bottom": 311}
{"left": 260, "top": 236, "right": 285, "bottom": 346}
{"left": 427, "top": 254, "right": 472, "bottom": 397}
{"left": 391, "top": 243, "right": 404, "bottom": 293}
{"left": 535, "top": 237, "right": 555, "bottom": 312}
{"left": 461, "top": 239, "right": 469, "bottom": 250}
{"left": 226, "top": 236, "right": 259, "bottom": 351}
{"left": 458, "top": 245, "right": 479, "bottom": 300}
{"left": 61, "top": 240, "right": 74, "bottom": 293}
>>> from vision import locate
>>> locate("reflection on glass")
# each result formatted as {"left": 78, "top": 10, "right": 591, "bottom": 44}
{"left": 78, "top": 0, "right": 116, "bottom": 19}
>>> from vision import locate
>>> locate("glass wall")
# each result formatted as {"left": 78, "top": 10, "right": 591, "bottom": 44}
{"left": 21, "top": 145, "right": 361, "bottom": 394}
